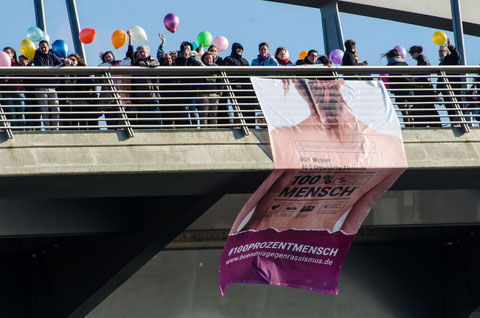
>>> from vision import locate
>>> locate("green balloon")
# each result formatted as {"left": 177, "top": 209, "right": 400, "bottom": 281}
{"left": 197, "top": 31, "right": 213, "bottom": 47}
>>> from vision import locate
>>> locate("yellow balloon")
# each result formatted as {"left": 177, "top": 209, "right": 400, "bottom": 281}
{"left": 20, "top": 39, "right": 36, "bottom": 60}
{"left": 432, "top": 31, "right": 447, "bottom": 45}
{"left": 112, "top": 30, "right": 127, "bottom": 49}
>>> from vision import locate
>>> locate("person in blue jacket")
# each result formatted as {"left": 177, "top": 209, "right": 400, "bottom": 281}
{"left": 251, "top": 42, "right": 279, "bottom": 66}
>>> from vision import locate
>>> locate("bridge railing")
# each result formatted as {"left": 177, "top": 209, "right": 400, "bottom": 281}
{"left": 0, "top": 65, "right": 478, "bottom": 138}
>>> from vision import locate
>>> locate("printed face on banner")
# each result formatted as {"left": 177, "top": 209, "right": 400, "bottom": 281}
{"left": 220, "top": 78, "right": 407, "bottom": 295}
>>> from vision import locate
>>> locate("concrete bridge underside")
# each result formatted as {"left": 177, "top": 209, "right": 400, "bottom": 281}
{"left": 0, "top": 128, "right": 479, "bottom": 317}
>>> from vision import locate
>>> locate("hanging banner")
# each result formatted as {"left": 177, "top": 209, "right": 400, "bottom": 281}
{"left": 219, "top": 78, "right": 407, "bottom": 294}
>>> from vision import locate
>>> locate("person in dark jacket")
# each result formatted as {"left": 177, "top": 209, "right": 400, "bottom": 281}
{"left": 208, "top": 45, "right": 225, "bottom": 66}
{"left": 342, "top": 39, "right": 368, "bottom": 66}
{"left": 224, "top": 43, "right": 249, "bottom": 66}
{"left": 383, "top": 48, "right": 415, "bottom": 126}
{"left": 408, "top": 45, "right": 441, "bottom": 127}
{"left": 59, "top": 54, "right": 98, "bottom": 129}
{"left": 295, "top": 50, "right": 318, "bottom": 65}
{"left": 174, "top": 42, "right": 203, "bottom": 126}
{"left": 33, "top": 40, "right": 69, "bottom": 129}
{"left": 437, "top": 38, "right": 462, "bottom": 125}
{"left": 224, "top": 43, "right": 256, "bottom": 125}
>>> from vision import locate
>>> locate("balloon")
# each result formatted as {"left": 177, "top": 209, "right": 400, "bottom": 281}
{"left": 20, "top": 39, "right": 36, "bottom": 60}
{"left": 379, "top": 74, "right": 390, "bottom": 89}
{"left": 191, "top": 41, "right": 199, "bottom": 51}
{"left": 394, "top": 45, "right": 407, "bottom": 60}
{"left": 432, "top": 31, "right": 447, "bottom": 45}
{"left": 164, "top": 13, "right": 180, "bottom": 33}
{"left": 26, "top": 26, "right": 43, "bottom": 42}
{"left": 212, "top": 36, "right": 228, "bottom": 52}
{"left": 0, "top": 52, "right": 11, "bottom": 66}
{"left": 128, "top": 26, "right": 147, "bottom": 42}
{"left": 197, "top": 31, "right": 213, "bottom": 47}
{"left": 329, "top": 49, "right": 344, "bottom": 64}
{"left": 111, "top": 30, "right": 127, "bottom": 49}
{"left": 298, "top": 50, "right": 308, "bottom": 60}
{"left": 79, "top": 28, "right": 96, "bottom": 44}
{"left": 52, "top": 39, "right": 68, "bottom": 58}
{"left": 42, "top": 32, "right": 50, "bottom": 44}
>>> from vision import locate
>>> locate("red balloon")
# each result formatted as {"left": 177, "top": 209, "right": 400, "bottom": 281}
{"left": 79, "top": 28, "right": 96, "bottom": 44}
{"left": 164, "top": 13, "right": 180, "bottom": 33}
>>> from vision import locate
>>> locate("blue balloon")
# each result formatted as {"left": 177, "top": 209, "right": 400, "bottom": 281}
{"left": 191, "top": 41, "right": 199, "bottom": 51}
{"left": 52, "top": 40, "right": 68, "bottom": 58}
{"left": 26, "top": 26, "right": 43, "bottom": 42}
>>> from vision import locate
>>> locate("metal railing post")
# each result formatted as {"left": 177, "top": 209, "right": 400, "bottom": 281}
{"left": 439, "top": 70, "right": 470, "bottom": 133}
{"left": 104, "top": 71, "right": 135, "bottom": 138}
{"left": 0, "top": 107, "right": 14, "bottom": 139}
{"left": 220, "top": 71, "right": 250, "bottom": 136}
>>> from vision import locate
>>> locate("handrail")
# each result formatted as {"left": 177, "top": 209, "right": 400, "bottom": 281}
{"left": 0, "top": 65, "right": 478, "bottom": 139}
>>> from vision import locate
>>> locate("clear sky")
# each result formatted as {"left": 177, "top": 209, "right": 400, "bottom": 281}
{"left": 1, "top": 0, "right": 480, "bottom": 66}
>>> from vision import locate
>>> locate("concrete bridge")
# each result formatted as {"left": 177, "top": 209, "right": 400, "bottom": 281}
{"left": 0, "top": 127, "right": 479, "bottom": 317}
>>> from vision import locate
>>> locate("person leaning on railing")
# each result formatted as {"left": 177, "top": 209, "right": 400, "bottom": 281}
{"left": 197, "top": 52, "right": 221, "bottom": 127}
{"left": 383, "top": 48, "right": 415, "bottom": 127}
{"left": 130, "top": 45, "right": 162, "bottom": 127}
{"left": 224, "top": 42, "right": 256, "bottom": 125}
{"left": 174, "top": 41, "right": 203, "bottom": 126}
{"left": 1, "top": 47, "right": 26, "bottom": 128}
{"left": 275, "top": 47, "right": 293, "bottom": 66}
{"left": 59, "top": 54, "right": 98, "bottom": 130}
{"left": 408, "top": 45, "right": 441, "bottom": 127}
{"left": 437, "top": 38, "right": 462, "bottom": 125}
{"left": 33, "top": 40, "right": 71, "bottom": 130}
{"left": 251, "top": 42, "right": 279, "bottom": 66}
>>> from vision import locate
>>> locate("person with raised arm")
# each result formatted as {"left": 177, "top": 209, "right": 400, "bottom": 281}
{"left": 437, "top": 38, "right": 462, "bottom": 125}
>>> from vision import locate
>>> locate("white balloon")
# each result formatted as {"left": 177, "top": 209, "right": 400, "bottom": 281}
{"left": 128, "top": 26, "right": 148, "bottom": 42}
{"left": 42, "top": 32, "right": 50, "bottom": 44}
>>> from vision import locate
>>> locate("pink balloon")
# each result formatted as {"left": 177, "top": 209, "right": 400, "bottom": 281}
{"left": 394, "top": 45, "right": 407, "bottom": 60}
{"left": 212, "top": 36, "right": 229, "bottom": 52}
{"left": 0, "top": 52, "right": 11, "bottom": 66}
{"left": 164, "top": 13, "right": 180, "bottom": 33}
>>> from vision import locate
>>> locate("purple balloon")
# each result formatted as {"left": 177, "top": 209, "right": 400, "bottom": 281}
{"left": 329, "top": 49, "right": 344, "bottom": 64}
{"left": 164, "top": 13, "right": 180, "bottom": 33}
{"left": 394, "top": 45, "right": 407, "bottom": 60}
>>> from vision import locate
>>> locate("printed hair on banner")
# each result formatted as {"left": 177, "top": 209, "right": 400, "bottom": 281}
{"left": 219, "top": 78, "right": 407, "bottom": 295}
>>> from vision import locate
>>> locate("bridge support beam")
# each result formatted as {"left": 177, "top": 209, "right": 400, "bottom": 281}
{"left": 320, "top": 1, "right": 345, "bottom": 55}
{"left": 33, "top": 0, "right": 46, "bottom": 32}
{"left": 65, "top": 0, "right": 86, "bottom": 63}
{"left": 450, "top": 0, "right": 467, "bottom": 65}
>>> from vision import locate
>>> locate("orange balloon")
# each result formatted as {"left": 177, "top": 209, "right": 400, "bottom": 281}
{"left": 299, "top": 50, "right": 308, "bottom": 60}
{"left": 79, "top": 28, "right": 96, "bottom": 44}
{"left": 111, "top": 30, "right": 127, "bottom": 49}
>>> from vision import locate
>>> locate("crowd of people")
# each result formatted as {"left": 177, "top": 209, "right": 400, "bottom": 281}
{"left": 0, "top": 34, "right": 474, "bottom": 129}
